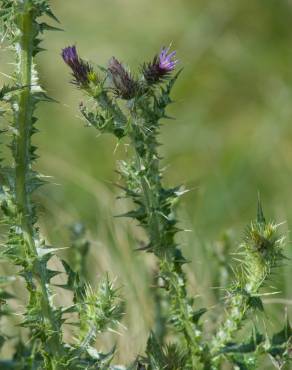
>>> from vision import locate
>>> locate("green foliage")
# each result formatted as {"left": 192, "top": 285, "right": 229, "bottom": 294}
{"left": 68, "top": 44, "right": 291, "bottom": 369}
{"left": 137, "top": 332, "right": 188, "bottom": 370}
{"left": 77, "top": 277, "right": 124, "bottom": 345}
{"left": 0, "top": 1, "right": 124, "bottom": 369}
{"left": 0, "top": 1, "right": 291, "bottom": 369}
{"left": 210, "top": 201, "right": 288, "bottom": 368}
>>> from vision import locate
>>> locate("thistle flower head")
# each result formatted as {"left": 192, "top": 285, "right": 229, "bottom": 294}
{"left": 142, "top": 46, "right": 178, "bottom": 85}
{"left": 108, "top": 57, "right": 139, "bottom": 100}
{"left": 62, "top": 45, "right": 78, "bottom": 65}
{"left": 159, "top": 47, "right": 178, "bottom": 72}
{"left": 61, "top": 45, "right": 93, "bottom": 87}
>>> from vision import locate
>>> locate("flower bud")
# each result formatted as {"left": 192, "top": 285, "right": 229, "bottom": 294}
{"left": 61, "top": 46, "right": 94, "bottom": 87}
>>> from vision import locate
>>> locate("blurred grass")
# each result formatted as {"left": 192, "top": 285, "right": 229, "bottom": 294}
{"left": 1, "top": 0, "right": 292, "bottom": 367}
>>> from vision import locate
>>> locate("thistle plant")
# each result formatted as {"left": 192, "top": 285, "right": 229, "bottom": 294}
{"left": 62, "top": 43, "right": 291, "bottom": 369}
{"left": 62, "top": 45, "right": 207, "bottom": 366}
{"left": 0, "top": 1, "right": 290, "bottom": 369}
{"left": 0, "top": 2, "right": 124, "bottom": 369}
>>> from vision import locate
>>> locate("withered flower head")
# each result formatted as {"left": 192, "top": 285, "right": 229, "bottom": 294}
{"left": 108, "top": 57, "right": 139, "bottom": 100}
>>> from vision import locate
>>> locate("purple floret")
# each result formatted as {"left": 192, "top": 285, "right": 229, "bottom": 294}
{"left": 61, "top": 45, "right": 78, "bottom": 65}
{"left": 61, "top": 45, "right": 92, "bottom": 86}
{"left": 158, "top": 47, "right": 178, "bottom": 72}
{"left": 142, "top": 46, "right": 178, "bottom": 85}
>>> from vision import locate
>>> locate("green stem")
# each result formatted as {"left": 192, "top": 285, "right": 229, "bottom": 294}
{"left": 210, "top": 266, "right": 263, "bottom": 368}
{"left": 15, "top": 2, "right": 62, "bottom": 367}
{"left": 129, "top": 113, "right": 205, "bottom": 367}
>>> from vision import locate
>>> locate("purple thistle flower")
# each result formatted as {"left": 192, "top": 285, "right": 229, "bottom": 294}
{"left": 108, "top": 57, "right": 139, "bottom": 100}
{"left": 159, "top": 47, "right": 178, "bottom": 72}
{"left": 142, "top": 46, "right": 178, "bottom": 85}
{"left": 61, "top": 45, "right": 92, "bottom": 87}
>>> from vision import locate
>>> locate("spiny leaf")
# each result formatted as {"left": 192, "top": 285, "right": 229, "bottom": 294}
{"left": 271, "top": 316, "right": 292, "bottom": 346}
{"left": 38, "top": 22, "right": 63, "bottom": 33}
{"left": 192, "top": 307, "right": 207, "bottom": 324}
{"left": 0, "top": 84, "right": 23, "bottom": 100}
{"left": 220, "top": 330, "right": 264, "bottom": 354}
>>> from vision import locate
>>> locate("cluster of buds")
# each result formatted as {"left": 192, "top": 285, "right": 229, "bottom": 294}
{"left": 62, "top": 45, "right": 178, "bottom": 98}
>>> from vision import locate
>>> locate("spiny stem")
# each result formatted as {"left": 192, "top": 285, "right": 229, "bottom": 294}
{"left": 15, "top": 3, "right": 34, "bottom": 217}
{"left": 129, "top": 107, "right": 205, "bottom": 366}
{"left": 210, "top": 218, "right": 284, "bottom": 368}
{"left": 210, "top": 289, "right": 252, "bottom": 369}
{"left": 15, "top": 2, "right": 62, "bottom": 365}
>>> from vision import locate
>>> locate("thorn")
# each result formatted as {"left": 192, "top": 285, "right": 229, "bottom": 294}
{"left": 257, "top": 192, "right": 266, "bottom": 224}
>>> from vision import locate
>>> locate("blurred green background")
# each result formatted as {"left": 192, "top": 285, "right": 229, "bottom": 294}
{"left": 1, "top": 0, "right": 292, "bottom": 367}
